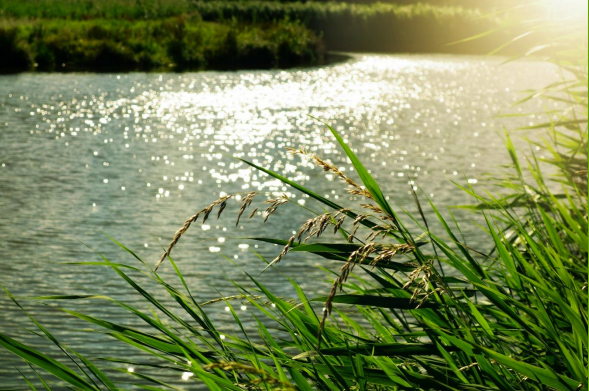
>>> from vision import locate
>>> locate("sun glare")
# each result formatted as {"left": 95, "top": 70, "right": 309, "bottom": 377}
{"left": 546, "top": 0, "right": 588, "bottom": 20}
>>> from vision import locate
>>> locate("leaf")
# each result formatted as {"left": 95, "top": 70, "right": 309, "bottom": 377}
{"left": 0, "top": 333, "right": 99, "bottom": 390}
{"left": 294, "top": 342, "right": 452, "bottom": 359}
{"left": 311, "top": 294, "right": 439, "bottom": 309}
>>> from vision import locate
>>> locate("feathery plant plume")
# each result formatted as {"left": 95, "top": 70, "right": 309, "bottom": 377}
{"left": 236, "top": 191, "right": 257, "bottom": 226}
{"left": 155, "top": 194, "right": 232, "bottom": 271}
{"left": 287, "top": 147, "right": 373, "bottom": 199}
{"left": 199, "top": 294, "right": 263, "bottom": 306}
{"left": 317, "top": 242, "right": 414, "bottom": 346}
{"left": 347, "top": 213, "right": 370, "bottom": 242}
{"left": 156, "top": 191, "right": 288, "bottom": 271}
{"left": 263, "top": 193, "right": 289, "bottom": 222}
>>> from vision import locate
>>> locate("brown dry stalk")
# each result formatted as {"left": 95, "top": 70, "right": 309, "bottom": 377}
{"left": 200, "top": 294, "right": 263, "bottom": 306}
{"left": 402, "top": 259, "right": 441, "bottom": 305}
{"left": 296, "top": 213, "right": 332, "bottom": 242}
{"left": 204, "top": 361, "right": 296, "bottom": 391}
{"left": 154, "top": 195, "right": 232, "bottom": 271}
{"left": 263, "top": 210, "right": 351, "bottom": 273}
{"left": 317, "top": 242, "right": 414, "bottom": 346}
{"left": 263, "top": 194, "right": 289, "bottom": 222}
{"left": 262, "top": 234, "right": 296, "bottom": 272}
{"left": 287, "top": 147, "right": 374, "bottom": 200}
{"left": 236, "top": 192, "right": 257, "bottom": 226}
{"left": 347, "top": 214, "right": 369, "bottom": 242}
{"left": 458, "top": 362, "right": 480, "bottom": 371}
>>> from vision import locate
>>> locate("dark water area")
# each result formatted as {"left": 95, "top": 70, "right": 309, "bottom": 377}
{"left": 0, "top": 53, "right": 558, "bottom": 389}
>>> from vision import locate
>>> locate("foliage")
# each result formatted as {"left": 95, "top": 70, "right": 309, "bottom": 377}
{"left": 190, "top": 1, "right": 500, "bottom": 53}
{"left": 0, "top": 17, "right": 323, "bottom": 72}
{"left": 0, "top": 27, "right": 32, "bottom": 73}
{"left": 0, "top": 0, "right": 506, "bottom": 65}
{"left": 0, "top": 0, "right": 488, "bottom": 20}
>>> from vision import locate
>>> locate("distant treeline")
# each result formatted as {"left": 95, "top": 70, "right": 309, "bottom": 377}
{"left": 190, "top": 1, "right": 501, "bottom": 53}
{"left": 0, "top": 0, "right": 521, "bottom": 73}
{"left": 0, "top": 0, "right": 512, "bottom": 19}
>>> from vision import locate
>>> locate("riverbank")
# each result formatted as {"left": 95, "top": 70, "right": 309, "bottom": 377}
{"left": 0, "top": 0, "right": 506, "bottom": 73}
{"left": 0, "top": 0, "right": 508, "bottom": 73}
{"left": 0, "top": 17, "right": 324, "bottom": 73}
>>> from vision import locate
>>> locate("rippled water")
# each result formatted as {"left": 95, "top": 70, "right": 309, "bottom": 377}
{"left": 0, "top": 54, "right": 557, "bottom": 388}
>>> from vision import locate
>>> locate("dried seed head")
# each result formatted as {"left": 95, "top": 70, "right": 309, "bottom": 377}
{"left": 263, "top": 193, "right": 289, "bottom": 222}
{"left": 369, "top": 243, "right": 413, "bottom": 267}
{"left": 403, "top": 258, "right": 438, "bottom": 304}
{"left": 249, "top": 207, "right": 259, "bottom": 219}
{"left": 415, "top": 287, "right": 445, "bottom": 308}
{"left": 361, "top": 203, "right": 384, "bottom": 215}
{"left": 346, "top": 214, "right": 369, "bottom": 242}
{"left": 349, "top": 187, "right": 374, "bottom": 199}
{"left": 262, "top": 235, "right": 296, "bottom": 272}
{"left": 217, "top": 199, "right": 228, "bottom": 219}
{"left": 287, "top": 146, "right": 372, "bottom": 199}
{"left": 204, "top": 362, "right": 296, "bottom": 391}
{"left": 333, "top": 215, "right": 346, "bottom": 233}
{"left": 296, "top": 213, "right": 332, "bottom": 242}
{"left": 236, "top": 192, "right": 257, "bottom": 226}
{"left": 202, "top": 195, "right": 232, "bottom": 224}
{"left": 155, "top": 195, "right": 232, "bottom": 271}
{"left": 263, "top": 212, "right": 341, "bottom": 274}
{"left": 317, "top": 242, "right": 414, "bottom": 347}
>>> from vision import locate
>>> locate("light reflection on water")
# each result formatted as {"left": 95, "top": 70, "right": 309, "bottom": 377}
{"left": 0, "top": 54, "right": 557, "bottom": 387}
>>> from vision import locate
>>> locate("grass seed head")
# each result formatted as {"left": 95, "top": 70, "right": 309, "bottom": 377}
{"left": 155, "top": 194, "right": 232, "bottom": 271}
{"left": 236, "top": 191, "right": 257, "bottom": 226}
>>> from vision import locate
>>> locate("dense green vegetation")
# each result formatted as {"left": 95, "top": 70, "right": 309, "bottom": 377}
{"left": 0, "top": 17, "right": 322, "bottom": 72}
{"left": 0, "top": 0, "right": 502, "bottom": 20}
{"left": 0, "top": 0, "right": 506, "bottom": 72}
{"left": 190, "top": 1, "right": 500, "bottom": 53}
{"left": 0, "top": 2, "right": 587, "bottom": 391}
